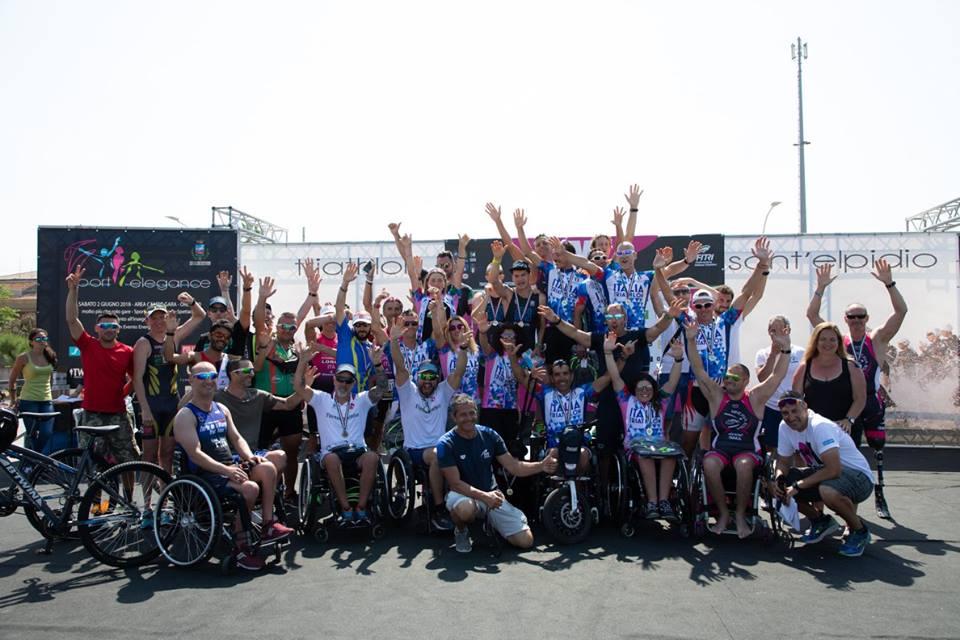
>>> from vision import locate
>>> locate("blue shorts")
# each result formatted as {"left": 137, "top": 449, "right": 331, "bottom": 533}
{"left": 406, "top": 447, "right": 433, "bottom": 468}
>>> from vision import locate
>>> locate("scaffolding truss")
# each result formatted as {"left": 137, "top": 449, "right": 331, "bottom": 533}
{"left": 904, "top": 197, "right": 960, "bottom": 232}
{"left": 211, "top": 206, "right": 288, "bottom": 243}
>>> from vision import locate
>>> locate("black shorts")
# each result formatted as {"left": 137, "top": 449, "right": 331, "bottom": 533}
{"left": 854, "top": 396, "right": 886, "bottom": 449}
{"left": 760, "top": 405, "right": 782, "bottom": 449}
{"left": 143, "top": 397, "right": 179, "bottom": 440}
{"left": 258, "top": 406, "right": 304, "bottom": 449}
{"left": 593, "top": 395, "right": 624, "bottom": 454}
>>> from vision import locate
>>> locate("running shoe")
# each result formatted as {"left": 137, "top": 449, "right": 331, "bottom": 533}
{"left": 454, "top": 527, "right": 473, "bottom": 553}
{"left": 340, "top": 509, "right": 355, "bottom": 525}
{"left": 644, "top": 502, "right": 659, "bottom": 520}
{"left": 838, "top": 527, "right": 871, "bottom": 557}
{"left": 262, "top": 519, "right": 295, "bottom": 542}
{"left": 658, "top": 500, "right": 678, "bottom": 522}
{"left": 235, "top": 547, "right": 265, "bottom": 571}
{"left": 431, "top": 510, "right": 454, "bottom": 531}
{"left": 355, "top": 509, "right": 370, "bottom": 525}
{"left": 801, "top": 515, "right": 840, "bottom": 544}
{"left": 139, "top": 509, "right": 155, "bottom": 530}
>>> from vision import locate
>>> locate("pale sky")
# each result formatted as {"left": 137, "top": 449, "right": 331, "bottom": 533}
{"left": 2, "top": 1, "right": 958, "bottom": 276}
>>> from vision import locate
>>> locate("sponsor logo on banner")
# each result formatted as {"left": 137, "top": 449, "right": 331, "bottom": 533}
{"left": 190, "top": 240, "right": 211, "bottom": 266}
{"left": 727, "top": 247, "right": 938, "bottom": 273}
{"left": 296, "top": 257, "right": 408, "bottom": 278}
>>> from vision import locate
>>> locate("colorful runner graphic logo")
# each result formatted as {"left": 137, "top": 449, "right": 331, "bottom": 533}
{"left": 64, "top": 236, "right": 165, "bottom": 286}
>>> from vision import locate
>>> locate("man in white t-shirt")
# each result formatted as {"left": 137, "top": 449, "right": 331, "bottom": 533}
{"left": 755, "top": 315, "right": 805, "bottom": 453}
{"left": 296, "top": 345, "right": 386, "bottom": 525}
{"left": 770, "top": 391, "right": 875, "bottom": 558}
{"left": 391, "top": 318, "right": 468, "bottom": 531}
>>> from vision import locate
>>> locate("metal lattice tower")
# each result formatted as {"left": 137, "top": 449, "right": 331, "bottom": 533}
{"left": 211, "top": 206, "right": 288, "bottom": 243}
{"left": 904, "top": 197, "right": 960, "bottom": 232}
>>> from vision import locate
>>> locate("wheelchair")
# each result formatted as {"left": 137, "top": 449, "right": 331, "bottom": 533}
{"left": 688, "top": 448, "right": 790, "bottom": 545}
{"left": 153, "top": 449, "right": 292, "bottom": 573}
{"left": 296, "top": 444, "right": 388, "bottom": 543}
{"left": 538, "top": 424, "right": 601, "bottom": 545}
{"left": 618, "top": 438, "right": 694, "bottom": 538}
{"left": 385, "top": 446, "right": 449, "bottom": 534}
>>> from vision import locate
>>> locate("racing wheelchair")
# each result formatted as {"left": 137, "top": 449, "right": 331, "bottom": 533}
{"left": 538, "top": 423, "right": 601, "bottom": 544}
{"left": 617, "top": 438, "right": 694, "bottom": 538}
{"left": 152, "top": 448, "right": 293, "bottom": 572}
{"left": 296, "top": 444, "right": 388, "bottom": 543}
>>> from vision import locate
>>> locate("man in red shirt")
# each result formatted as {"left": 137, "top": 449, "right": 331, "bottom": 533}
{"left": 65, "top": 266, "right": 139, "bottom": 464}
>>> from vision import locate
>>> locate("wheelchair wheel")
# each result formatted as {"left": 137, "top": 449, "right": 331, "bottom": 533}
{"left": 674, "top": 459, "right": 694, "bottom": 529}
{"left": 542, "top": 485, "right": 592, "bottom": 545}
{"left": 153, "top": 476, "right": 223, "bottom": 567}
{"left": 374, "top": 458, "right": 389, "bottom": 521}
{"left": 607, "top": 450, "right": 627, "bottom": 523}
{"left": 297, "top": 459, "right": 316, "bottom": 533}
{"left": 386, "top": 450, "right": 414, "bottom": 522}
{"left": 77, "top": 461, "right": 171, "bottom": 568}
{"left": 24, "top": 447, "right": 86, "bottom": 541}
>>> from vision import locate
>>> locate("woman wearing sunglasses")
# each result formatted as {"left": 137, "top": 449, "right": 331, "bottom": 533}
{"left": 7, "top": 328, "right": 60, "bottom": 453}
{"left": 432, "top": 292, "right": 480, "bottom": 404}
{"left": 685, "top": 319, "right": 793, "bottom": 538}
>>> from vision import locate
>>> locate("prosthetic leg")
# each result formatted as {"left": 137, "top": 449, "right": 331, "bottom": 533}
{"left": 866, "top": 424, "right": 890, "bottom": 520}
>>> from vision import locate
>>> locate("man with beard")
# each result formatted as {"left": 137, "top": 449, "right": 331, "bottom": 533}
{"left": 164, "top": 318, "right": 234, "bottom": 390}
{"left": 335, "top": 262, "right": 376, "bottom": 393}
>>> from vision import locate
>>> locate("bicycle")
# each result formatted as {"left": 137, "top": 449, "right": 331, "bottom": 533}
{"left": 0, "top": 407, "right": 172, "bottom": 567}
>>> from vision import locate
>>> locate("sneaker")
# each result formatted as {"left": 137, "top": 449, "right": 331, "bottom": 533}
{"left": 235, "top": 547, "right": 265, "bottom": 571}
{"left": 159, "top": 510, "right": 175, "bottom": 526}
{"left": 355, "top": 509, "right": 370, "bottom": 525}
{"left": 644, "top": 502, "right": 659, "bottom": 520}
{"left": 802, "top": 515, "right": 841, "bottom": 544}
{"left": 262, "top": 519, "right": 294, "bottom": 542}
{"left": 454, "top": 527, "right": 472, "bottom": 553}
{"left": 139, "top": 509, "right": 155, "bottom": 530}
{"left": 838, "top": 527, "right": 871, "bottom": 557}
{"left": 658, "top": 500, "right": 678, "bottom": 522}
{"left": 431, "top": 509, "right": 454, "bottom": 531}
{"left": 340, "top": 509, "right": 355, "bottom": 525}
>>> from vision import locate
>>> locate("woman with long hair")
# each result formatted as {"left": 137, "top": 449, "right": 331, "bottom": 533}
{"left": 7, "top": 328, "right": 61, "bottom": 453}
{"left": 792, "top": 322, "right": 866, "bottom": 434}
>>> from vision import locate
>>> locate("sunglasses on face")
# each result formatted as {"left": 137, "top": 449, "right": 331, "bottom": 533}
{"left": 615, "top": 249, "right": 635, "bottom": 257}
{"left": 33, "top": 336, "right": 49, "bottom": 343}
{"left": 277, "top": 323, "right": 297, "bottom": 331}
{"left": 232, "top": 367, "right": 254, "bottom": 375}
{"left": 723, "top": 373, "right": 741, "bottom": 382}
{"left": 693, "top": 303, "right": 713, "bottom": 310}
{"left": 590, "top": 255, "right": 606, "bottom": 262}
{"left": 846, "top": 313, "right": 867, "bottom": 320}
{"left": 778, "top": 398, "right": 801, "bottom": 408}
{"left": 418, "top": 372, "right": 439, "bottom": 381}
{"left": 605, "top": 313, "right": 625, "bottom": 320}
{"left": 449, "top": 325, "right": 465, "bottom": 332}
{"left": 335, "top": 376, "right": 356, "bottom": 384}
{"left": 193, "top": 372, "right": 218, "bottom": 381}
{"left": 97, "top": 322, "right": 120, "bottom": 330}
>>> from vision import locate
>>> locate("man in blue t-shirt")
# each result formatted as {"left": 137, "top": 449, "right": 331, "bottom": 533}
{"left": 334, "top": 263, "right": 375, "bottom": 393}
{"left": 437, "top": 394, "right": 556, "bottom": 553}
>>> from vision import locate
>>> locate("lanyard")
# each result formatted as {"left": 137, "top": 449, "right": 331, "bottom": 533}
{"left": 334, "top": 398, "right": 351, "bottom": 438}
{"left": 512, "top": 291, "right": 534, "bottom": 327}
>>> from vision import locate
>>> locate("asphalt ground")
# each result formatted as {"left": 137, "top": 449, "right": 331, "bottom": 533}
{"left": 1, "top": 462, "right": 958, "bottom": 640}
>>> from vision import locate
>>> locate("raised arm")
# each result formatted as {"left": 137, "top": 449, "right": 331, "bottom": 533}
{"left": 683, "top": 318, "right": 722, "bottom": 408}
{"left": 430, "top": 287, "right": 448, "bottom": 346}
{"left": 163, "top": 310, "right": 194, "bottom": 365}
{"left": 623, "top": 184, "right": 643, "bottom": 242}
{"left": 294, "top": 346, "right": 319, "bottom": 404}
{"left": 538, "top": 305, "right": 591, "bottom": 347}
{"left": 731, "top": 237, "right": 773, "bottom": 313}
{"left": 611, "top": 206, "right": 626, "bottom": 250}
{"left": 64, "top": 266, "right": 85, "bottom": 341}
{"left": 445, "top": 341, "right": 469, "bottom": 390}
{"left": 451, "top": 234, "right": 470, "bottom": 288}
{"left": 487, "top": 241, "right": 513, "bottom": 301}
{"left": 645, "top": 298, "right": 686, "bottom": 343}
{"left": 335, "top": 262, "right": 359, "bottom": 326}
{"left": 549, "top": 236, "right": 601, "bottom": 276}
{"left": 603, "top": 333, "right": 625, "bottom": 393}
{"left": 174, "top": 292, "right": 206, "bottom": 344}
{"left": 870, "top": 258, "right": 908, "bottom": 344}
{"left": 253, "top": 276, "right": 277, "bottom": 337}
{"left": 660, "top": 339, "right": 685, "bottom": 395}
{"left": 369, "top": 289, "right": 391, "bottom": 345}
{"left": 749, "top": 330, "right": 792, "bottom": 414}
{"left": 362, "top": 261, "right": 377, "bottom": 314}
{"left": 388, "top": 318, "right": 410, "bottom": 388}
{"left": 806, "top": 263, "right": 835, "bottom": 327}
{"left": 485, "top": 203, "right": 525, "bottom": 261}
{"left": 513, "top": 209, "right": 535, "bottom": 258}
{"left": 216, "top": 270, "right": 238, "bottom": 324}
{"left": 296, "top": 258, "right": 322, "bottom": 327}
{"left": 237, "top": 267, "right": 254, "bottom": 331}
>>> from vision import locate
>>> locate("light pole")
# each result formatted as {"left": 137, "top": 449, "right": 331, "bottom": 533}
{"left": 761, "top": 201, "right": 783, "bottom": 235}
{"left": 792, "top": 37, "right": 810, "bottom": 234}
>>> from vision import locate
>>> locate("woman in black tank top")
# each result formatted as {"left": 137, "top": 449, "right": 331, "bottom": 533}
{"left": 792, "top": 322, "right": 866, "bottom": 426}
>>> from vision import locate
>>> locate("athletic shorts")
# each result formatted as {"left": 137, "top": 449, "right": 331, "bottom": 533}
{"left": 446, "top": 491, "right": 529, "bottom": 538}
{"left": 682, "top": 385, "right": 710, "bottom": 432}
{"left": 703, "top": 449, "right": 762, "bottom": 468}
{"left": 406, "top": 447, "right": 433, "bottom": 468}
{"left": 258, "top": 406, "right": 304, "bottom": 449}
{"left": 77, "top": 410, "right": 140, "bottom": 464}
{"left": 142, "top": 397, "right": 179, "bottom": 440}
{"left": 854, "top": 397, "right": 886, "bottom": 449}
{"left": 784, "top": 466, "right": 874, "bottom": 504}
{"left": 320, "top": 445, "right": 369, "bottom": 472}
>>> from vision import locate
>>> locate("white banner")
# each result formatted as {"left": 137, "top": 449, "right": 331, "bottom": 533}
{"left": 723, "top": 233, "right": 959, "bottom": 413}
{"left": 239, "top": 240, "right": 445, "bottom": 338}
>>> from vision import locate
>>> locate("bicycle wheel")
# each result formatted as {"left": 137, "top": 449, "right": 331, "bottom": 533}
{"left": 24, "top": 448, "right": 86, "bottom": 540}
{"left": 153, "top": 476, "right": 223, "bottom": 567}
{"left": 77, "top": 461, "right": 171, "bottom": 568}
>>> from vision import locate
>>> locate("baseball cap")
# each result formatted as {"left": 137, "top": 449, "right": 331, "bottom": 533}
{"left": 209, "top": 296, "right": 229, "bottom": 309}
{"left": 319, "top": 303, "right": 335, "bottom": 318}
{"left": 145, "top": 305, "right": 167, "bottom": 319}
{"left": 510, "top": 261, "right": 531, "bottom": 272}
{"left": 352, "top": 311, "right": 372, "bottom": 326}
{"left": 691, "top": 290, "right": 714, "bottom": 304}
{"left": 777, "top": 390, "right": 805, "bottom": 406}
{"left": 335, "top": 363, "right": 357, "bottom": 377}
{"left": 417, "top": 362, "right": 440, "bottom": 375}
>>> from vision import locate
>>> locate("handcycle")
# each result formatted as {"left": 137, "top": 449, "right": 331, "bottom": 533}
{"left": 0, "top": 407, "right": 171, "bottom": 566}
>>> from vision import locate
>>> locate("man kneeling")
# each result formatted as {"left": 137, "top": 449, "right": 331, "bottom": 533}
{"left": 438, "top": 394, "right": 556, "bottom": 553}
{"left": 173, "top": 362, "right": 294, "bottom": 571}
{"left": 771, "top": 391, "right": 875, "bottom": 557}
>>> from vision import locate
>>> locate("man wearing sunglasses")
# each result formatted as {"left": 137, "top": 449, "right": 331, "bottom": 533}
{"left": 164, "top": 319, "right": 234, "bottom": 390}
{"left": 390, "top": 316, "right": 468, "bottom": 531}
{"left": 806, "top": 258, "right": 907, "bottom": 519}
{"left": 685, "top": 318, "right": 792, "bottom": 538}
{"left": 65, "top": 266, "right": 140, "bottom": 464}
{"left": 770, "top": 391, "right": 875, "bottom": 557}
{"left": 295, "top": 347, "right": 387, "bottom": 525}
{"left": 335, "top": 263, "right": 377, "bottom": 394}
{"left": 173, "top": 362, "right": 294, "bottom": 571}
{"left": 484, "top": 258, "right": 543, "bottom": 348}
{"left": 194, "top": 267, "right": 254, "bottom": 358}
{"left": 214, "top": 359, "right": 304, "bottom": 489}
{"left": 574, "top": 250, "right": 611, "bottom": 336}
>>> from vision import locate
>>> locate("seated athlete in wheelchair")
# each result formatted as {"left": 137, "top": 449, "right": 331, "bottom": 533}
{"left": 163, "top": 362, "right": 294, "bottom": 571}
{"left": 606, "top": 336, "right": 688, "bottom": 526}
{"left": 685, "top": 319, "right": 793, "bottom": 538}
{"left": 295, "top": 349, "right": 388, "bottom": 537}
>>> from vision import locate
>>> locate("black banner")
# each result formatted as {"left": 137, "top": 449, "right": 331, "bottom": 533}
{"left": 448, "top": 234, "right": 725, "bottom": 290}
{"left": 37, "top": 227, "right": 239, "bottom": 375}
